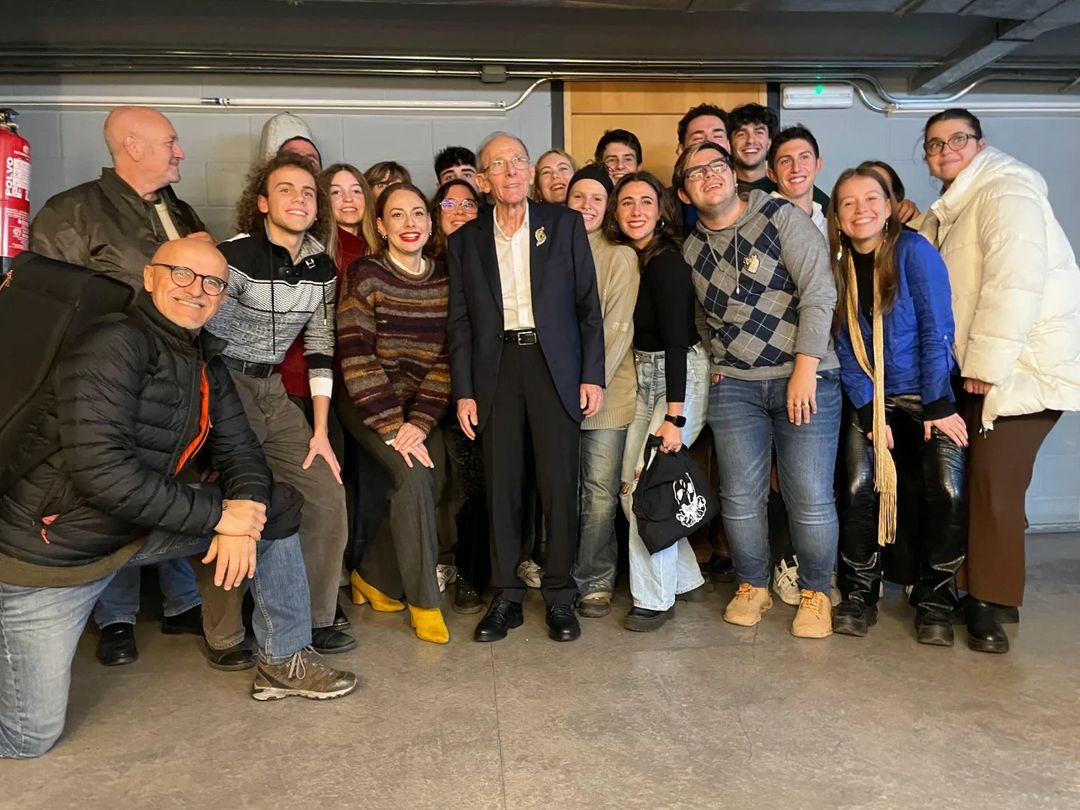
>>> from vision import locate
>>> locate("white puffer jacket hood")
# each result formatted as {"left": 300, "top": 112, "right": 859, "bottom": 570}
{"left": 919, "top": 146, "right": 1080, "bottom": 429}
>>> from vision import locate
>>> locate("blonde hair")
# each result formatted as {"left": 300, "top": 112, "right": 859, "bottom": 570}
{"left": 531, "top": 149, "right": 579, "bottom": 202}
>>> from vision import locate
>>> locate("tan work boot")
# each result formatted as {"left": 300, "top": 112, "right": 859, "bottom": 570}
{"left": 723, "top": 583, "right": 773, "bottom": 626}
{"left": 791, "top": 589, "right": 833, "bottom": 639}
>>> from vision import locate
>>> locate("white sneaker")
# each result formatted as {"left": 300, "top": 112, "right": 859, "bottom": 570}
{"left": 516, "top": 559, "right": 543, "bottom": 589}
{"left": 772, "top": 557, "right": 801, "bottom": 606}
{"left": 436, "top": 564, "right": 458, "bottom": 593}
{"left": 830, "top": 572, "right": 842, "bottom": 607}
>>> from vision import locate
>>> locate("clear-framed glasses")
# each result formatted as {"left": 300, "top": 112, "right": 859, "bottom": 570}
{"left": 438, "top": 198, "right": 479, "bottom": 212}
{"left": 684, "top": 158, "right": 733, "bottom": 184}
{"left": 923, "top": 131, "right": 977, "bottom": 156}
{"left": 153, "top": 263, "right": 228, "bottom": 296}
{"left": 603, "top": 155, "right": 637, "bottom": 169}
{"left": 483, "top": 155, "right": 530, "bottom": 175}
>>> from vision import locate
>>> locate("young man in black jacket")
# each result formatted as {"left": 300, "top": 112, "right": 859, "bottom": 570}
{"left": 0, "top": 239, "right": 357, "bottom": 760}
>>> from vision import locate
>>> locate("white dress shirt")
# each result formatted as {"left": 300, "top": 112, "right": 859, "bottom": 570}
{"left": 493, "top": 207, "right": 535, "bottom": 330}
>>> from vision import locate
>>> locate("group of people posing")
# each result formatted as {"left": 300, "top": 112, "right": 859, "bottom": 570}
{"left": 1, "top": 99, "right": 1077, "bottom": 759}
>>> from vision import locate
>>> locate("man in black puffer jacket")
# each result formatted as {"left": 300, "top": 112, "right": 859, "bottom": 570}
{"left": 0, "top": 239, "right": 357, "bottom": 760}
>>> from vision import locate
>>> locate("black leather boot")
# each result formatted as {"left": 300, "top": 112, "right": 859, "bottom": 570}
{"left": 965, "top": 598, "right": 1009, "bottom": 654}
{"left": 832, "top": 600, "right": 877, "bottom": 637}
{"left": 914, "top": 607, "right": 954, "bottom": 646}
{"left": 97, "top": 623, "right": 138, "bottom": 666}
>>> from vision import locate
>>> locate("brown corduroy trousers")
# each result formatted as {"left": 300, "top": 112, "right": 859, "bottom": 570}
{"left": 959, "top": 393, "right": 1060, "bottom": 607}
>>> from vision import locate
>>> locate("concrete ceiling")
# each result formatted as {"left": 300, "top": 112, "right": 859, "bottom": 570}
{"left": 1, "top": 0, "right": 1078, "bottom": 93}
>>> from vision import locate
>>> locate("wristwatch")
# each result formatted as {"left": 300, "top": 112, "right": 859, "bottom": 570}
{"left": 664, "top": 414, "right": 686, "bottom": 428}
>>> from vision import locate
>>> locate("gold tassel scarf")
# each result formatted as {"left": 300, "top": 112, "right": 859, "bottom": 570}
{"left": 844, "top": 252, "right": 897, "bottom": 546}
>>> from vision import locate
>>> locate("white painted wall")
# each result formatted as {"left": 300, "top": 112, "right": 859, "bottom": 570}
{"left": 782, "top": 86, "right": 1080, "bottom": 527}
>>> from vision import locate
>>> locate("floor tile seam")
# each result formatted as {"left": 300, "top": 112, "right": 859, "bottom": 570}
{"left": 489, "top": 644, "right": 510, "bottom": 810}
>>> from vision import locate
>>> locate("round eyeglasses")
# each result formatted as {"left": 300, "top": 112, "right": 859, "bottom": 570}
{"left": 152, "top": 263, "right": 228, "bottom": 296}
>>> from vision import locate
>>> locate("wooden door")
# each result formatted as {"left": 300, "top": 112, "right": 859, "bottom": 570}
{"left": 563, "top": 81, "right": 768, "bottom": 185}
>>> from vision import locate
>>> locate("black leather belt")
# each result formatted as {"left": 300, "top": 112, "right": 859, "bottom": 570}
{"left": 503, "top": 329, "right": 538, "bottom": 346}
{"left": 223, "top": 356, "right": 275, "bottom": 378}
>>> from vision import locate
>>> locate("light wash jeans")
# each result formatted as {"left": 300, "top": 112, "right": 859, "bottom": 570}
{"left": 706, "top": 369, "right": 841, "bottom": 594}
{"left": 620, "top": 345, "right": 710, "bottom": 611}
{"left": 573, "top": 427, "right": 628, "bottom": 597}
{"left": 93, "top": 559, "right": 201, "bottom": 627}
{"left": 0, "top": 531, "right": 311, "bottom": 760}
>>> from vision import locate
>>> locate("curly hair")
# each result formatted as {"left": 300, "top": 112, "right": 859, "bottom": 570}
{"left": 235, "top": 152, "right": 331, "bottom": 245}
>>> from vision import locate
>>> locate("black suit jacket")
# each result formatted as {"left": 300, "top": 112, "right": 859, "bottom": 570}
{"left": 447, "top": 200, "right": 605, "bottom": 431}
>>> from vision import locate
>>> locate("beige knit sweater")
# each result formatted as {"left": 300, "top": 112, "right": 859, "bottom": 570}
{"left": 583, "top": 230, "right": 639, "bottom": 430}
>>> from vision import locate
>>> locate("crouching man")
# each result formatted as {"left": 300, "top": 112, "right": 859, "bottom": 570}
{"left": 0, "top": 238, "right": 357, "bottom": 760}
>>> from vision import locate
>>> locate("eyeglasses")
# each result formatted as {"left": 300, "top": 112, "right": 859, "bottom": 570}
{"left": 683, "top": 158, "right": 733, "bottom": 184}
{"left": 438, "top": 198, "right": 479, "bottom": 212}
{"left": 153, "top": 263, "right": 228, "bottom": 296}
{"left": 923, "top": 132, "right": 977, "bottom": 156}
{"left": 603, "top": 155, "right": 637, "bottom": 168}
{"left": 482, "top": 155, "right": 530, "bottom": 175}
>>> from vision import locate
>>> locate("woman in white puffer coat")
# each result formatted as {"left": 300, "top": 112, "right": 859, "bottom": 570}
{"left": 918, "top": 108, "right": 1080, "bottom": 655}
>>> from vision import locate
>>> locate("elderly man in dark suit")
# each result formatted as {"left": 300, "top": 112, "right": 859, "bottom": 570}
{"left": 448, "top": 131, "right": 605, "bottom": 643}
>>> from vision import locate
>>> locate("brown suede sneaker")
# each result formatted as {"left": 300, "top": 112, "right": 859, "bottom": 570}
{"left": 723, "top": 583, "right": 773, "bottom": 626}
{"left": 252, "top": 648, "right": 358, "bottom": 701}
{"left": 791, "top": 589, "right": 833, "bottom": 639}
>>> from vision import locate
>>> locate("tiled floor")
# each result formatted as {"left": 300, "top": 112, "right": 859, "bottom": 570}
{"left": 3, "top": 534, "right": 1079, "bottom": 809}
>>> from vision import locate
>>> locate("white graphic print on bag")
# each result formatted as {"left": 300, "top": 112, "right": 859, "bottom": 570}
{"left": 673, "top": 474, "right": 708, "bottom": 529}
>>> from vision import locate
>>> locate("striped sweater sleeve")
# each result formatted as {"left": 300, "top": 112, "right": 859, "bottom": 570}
{"left": 304, "top": 272, "right": 337, "bottom": 399}
{"left": 407, "top": 342, "right": 451, "bottom": 435}
{"left": 337, "top": 269, "right": 406, "bottom": 440}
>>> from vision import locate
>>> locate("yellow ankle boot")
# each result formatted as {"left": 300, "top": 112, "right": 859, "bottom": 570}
{"left": 409, "top": 605, "right": 450, "bottom": 644}
{"left": 350, "top": 571, "right": 405, "bottom": 612}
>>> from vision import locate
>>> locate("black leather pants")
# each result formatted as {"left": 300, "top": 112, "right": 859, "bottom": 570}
{"left": 839, "top": 395, "right": 967, "bottom": 613}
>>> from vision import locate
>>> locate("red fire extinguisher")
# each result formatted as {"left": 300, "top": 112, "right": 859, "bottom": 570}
{"left": 0, "top": 108, "right": 31, "bottom": 279}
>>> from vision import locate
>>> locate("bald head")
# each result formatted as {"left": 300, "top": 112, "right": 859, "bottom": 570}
{"left": 143, "top": 238, "right": 230, "bottom": 331}
{"left": 104, "top": 106, "right": 185, "bottom": 199}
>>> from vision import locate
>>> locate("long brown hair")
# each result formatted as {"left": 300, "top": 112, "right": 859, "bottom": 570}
{"left": 429, "top": 178, "right": 480, "bottom": 259}
{"left": 236, "top": 152, "right": 331, "bottom": 245}
{"left": 319, "top": 162, "right": 377, "bottom": 261}
{"left": 604, "top": 171, "right": 681, "bottom": 268}
{"left": 371, "top": 181, "right": 432, "bottom": 260}
{"left": 827, "top": 167, "right": 902, "bottom": 332}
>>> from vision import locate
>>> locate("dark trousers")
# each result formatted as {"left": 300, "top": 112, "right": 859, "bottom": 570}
{"left": 337, "top": 399, "right": 446, "bottom": 609}
{"left": 839, "top": 395, "right": 967, "bottom": 613}
{"left": 960, "top": 395, "right": 1060, "bottom": 607}
{"left": 442, "top": 420, "right": 490, "bottom": 588}
{"left": 481, "top": 343, "right": 580, "bottom": 606}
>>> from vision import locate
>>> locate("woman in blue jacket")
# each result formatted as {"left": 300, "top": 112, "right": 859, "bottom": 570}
{"left": 828, "top": 166, "right": 968, "bottom": 646}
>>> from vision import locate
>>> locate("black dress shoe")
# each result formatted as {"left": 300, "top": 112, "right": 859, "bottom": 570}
{"left": 331, "top": 605, "right": 352, "bottom": 632}
{"left": 965, "top": 598, "right": 1009, "bottom": 654}
{"left": 915, "top": 608, "right": 954, "bottom": 647}
{"left": 707, "top": 554, "right": 736, "bottom": 583}
{"left": 676, "top": 582, "right": 711, "bottom": 603}
{"left": 453, "top": 579, "right": 484, "bottom": 615}
{"left": 97, "top": 623, "right": 138, "bottom": 666}
{"left": 955, "top": 594, "right": 1019, "bottom": 626}
{"left": 203, "top": 640, "right": 255, "bottom": 671}
{"left": 161, "top": 605, "right": 204, "bottom": 636}
{"left": 473, "top": 598, "right": 524, "bottom": 642}
{"left": 546, "top": 604, "right": 581, "bottom": 642}
{"left": 623, "top": 606, "right": 674, "bottom": 632}
{"left": 832, "top": 600, "right": 877, "bottom": 637}
{"left": 311, "top": 625, "right": 358, "bottom": 654}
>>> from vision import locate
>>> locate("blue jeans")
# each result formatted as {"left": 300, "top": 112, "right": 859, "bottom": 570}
{"left": 620, "top": 346, "right": 709, "bottom": 611}
{"left": 707, "top": 369, "right": 841, "bottom": 594}
{"left": 573, "top": 427, "right": 627, "bottom": 597}
{"left": 93, "top": 560, "right": 201, "bottom": 627}
{"left": 0, "top": 531, "right": 311, "bottom": 759}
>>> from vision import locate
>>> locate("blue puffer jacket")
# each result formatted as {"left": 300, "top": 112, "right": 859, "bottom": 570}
{"left": 835, "top": 229, "right": 957, "bottom": 423}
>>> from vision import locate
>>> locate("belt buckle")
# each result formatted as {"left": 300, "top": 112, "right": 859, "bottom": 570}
{"left": 518, "top": 330, "right": 537, "bottom": 346}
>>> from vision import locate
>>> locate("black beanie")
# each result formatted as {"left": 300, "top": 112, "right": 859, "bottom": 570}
{"left": 567, "top": 164, "right": 614, "bottom": 199}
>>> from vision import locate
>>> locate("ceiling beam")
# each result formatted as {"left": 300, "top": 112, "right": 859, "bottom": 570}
{"left": 909, "top": 0, "right": 1080, "bottom": 93}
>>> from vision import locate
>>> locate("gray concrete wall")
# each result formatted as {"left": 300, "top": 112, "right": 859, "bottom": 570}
{"left": 783, "top": 87, "right": 1080, "bottom": 527}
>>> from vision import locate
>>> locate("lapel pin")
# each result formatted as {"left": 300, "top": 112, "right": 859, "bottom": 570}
{"left": 742, "top": 252, "right": 760, "bottom": 274}
{"left": 534, "top": 226, "right": 546, "bottom": 247}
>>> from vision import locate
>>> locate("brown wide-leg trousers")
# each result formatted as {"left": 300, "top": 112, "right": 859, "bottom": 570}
{"left": 960, "top": 393, "right": 1060, "bottom": 607}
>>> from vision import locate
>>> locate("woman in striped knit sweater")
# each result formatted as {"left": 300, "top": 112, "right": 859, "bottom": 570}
{"left": 336, "top": 182, "right": 453, "bottom": 644}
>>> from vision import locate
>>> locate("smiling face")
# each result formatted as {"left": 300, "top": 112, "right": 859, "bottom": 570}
{"left": 438, "top": 183, "right": 480, "bottom": 237}
{"left": 835, "top": 174, "right": 893, "bottom": 251}
{"left": 615, "top": 180, "right": 660, "bottom": 250}
{"left": 924, "top": 119, "right": 985, "bottom": 186}
{"left": 567, "top": 178, "right": 609, "bottom": 235}
{"left": 769, "top": 137, "right": 822, "bottom": 204}
{"left": 677, "top": 147, "right": 738, "bottom": 214}
{"left": 328, "top": 169, "right": 365, "bottom": 232}
{"left": 602, "top": 142, "right": 640, "bottom": 183}
{"left": 730, "top": 122, "right": 770, "bottom": 174}
{"left": 378, "top": 187, "right": 431, "bottom": 260}
{"left": 476, "top": 135, "right": 534, "bottom": 207}
{"left": 258, "top": 165, "right": 317, "bottom": 237}
{"left": 681, "top": 114, "right": 729, "bottom": 152}
{"left": 535, "top": 152, "right": 576, "bottom": 204}
{"left": 136, "top": 112, "right": 185, "bottom": 189}
{"left": 143, "top": 239, "right": 230, "bottom": 331}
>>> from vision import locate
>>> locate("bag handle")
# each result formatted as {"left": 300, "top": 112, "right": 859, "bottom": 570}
{"left": 642, "top": 433, "right": 664, "bottom": 471}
